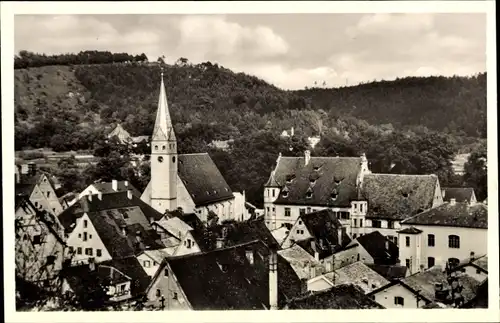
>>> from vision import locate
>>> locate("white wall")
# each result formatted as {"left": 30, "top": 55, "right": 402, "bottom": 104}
{"left": 66, "top": 213, "right": 112, "bottom": 264}
{"left": 78, "top": 185, "right": 101, "bottom": 200}
{"left": 137, "top": 253, "right": 162, "bottom": 277}
{"left": 463, "top": 265, "right": 488, "bottom": 283}
{"left": 176, "top": 175, "right": 197, "bottom": 214}
{"left": 398, "top": 233, "right": 422, "bottom": 275}
{"left": 37, "top": 175, "right": 64, "bottom": 215}
{"left": 372, "top": 284, "right": 422, "bottom": 309}
{"left": 174, "top": 231, "right": 201, "bottom": 256}
{"left": 307, "top": 276, "right": 333, "bottom": 292}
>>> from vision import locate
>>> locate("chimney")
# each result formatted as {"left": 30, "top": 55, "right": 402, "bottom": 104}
{"left": 311, "top": 240, "right": 319, "bottom": 261}
{"left": 127, "top": 189, "right": 133, "bottom": 200}
{"left": 450, "top": 198, "right": 456, "bottom": 206}
{"left": 97, "top": 192, "right": 102, "bottom": 200}
{"left": 112, "top": 179, "right": 118, "bottom": 191}
{"left": 300, "top": 278, "right": 308, "bottom": 295}
{"left": 304, "top": 150, "right": 311, "bottom": 166}
{"left": 308, "top": 262, "right": 317, "bottom": 278}
{"left": 269, "top": 250, "right": 279, "bottom": 310}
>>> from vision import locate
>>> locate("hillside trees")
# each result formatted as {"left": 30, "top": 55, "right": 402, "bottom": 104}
{"left": 464, "top": 142, "right": 488, "bottom": 201}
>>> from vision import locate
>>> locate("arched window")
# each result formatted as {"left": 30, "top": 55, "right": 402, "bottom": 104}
{"left": 172, "top": 156, "right": 176, "bottom": 163}
{"left": 448, "top": 235, "right": 460, "bottom": 249}
{"left": 162, "top": 145, "right": 166, "bottom": 150}
{"left": 448, "top": 257, "right": 460, "bottom": 268}
{"left": 154, "top": 145, "right": 158, "bottom": 150}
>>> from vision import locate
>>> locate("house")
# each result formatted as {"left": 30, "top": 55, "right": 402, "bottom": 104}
{"left": 367, "top": 265, "right": 483, "bottom": 308}
{"left": 145, "top": 240, "right": 302, "bottom": 310}
{"left": 366, "top": 264, "right": 408, "bottom": 280}
{"left": 278, "top": 244, "right": 325, "bottom": 281}
{"left": 281, "top": 209, "right": 352, "bottom": 265}
{"left": 309, "top": 261, "right": 389, "bottom": 294}
{"left": 57, "top": 190, "right": 166, "bottom": 273}
{"left": 284, "top": 284, "right": 384, "bottom": 309}
{"left": 451, "top": 255, "right": 488, "bottom": 284}
{"left": 174, "top": 217, "right": 278, "bottom": 256}
{"left": 398, "top": 200, "right": 487, "bottom": 274}
{"left": 78, "top": 180, "right": 142, "bottom": 201}
{"left": 108, "top": 123, "right": 133, "bottom": 144}
{"left": 263, "top": 150, "right": 371, "bottom": 231}
{"left": 348, "top": 231, "right": 399, "bottom": 266}
{"left": 15, "top": 194, "right": 66, "bottom": 293}
{"left": 15, "top": 169, "right": 65, "bottom": 216}
{"left": 141, "top": 73, "right": 235, "bottom": 221}
{"left": 441, "top": 187, "right": 477, "bottom": 204}
{"left": 136, "top": 249, "right": 171, "bottom": 277}
{"left": 359, "top": 174, "right": 444, "bottom": 243}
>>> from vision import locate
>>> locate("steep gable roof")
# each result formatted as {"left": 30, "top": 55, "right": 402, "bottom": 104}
{"left": 91, "top": 181, "right": 141, "bottom": 196}
{"left": 271, "top": 156, "right": 363, "bottom": 207}
{"left": 286, "top": 284, "right": 384, "bottom": 309}
{"left": 278, "top": 244, "right": 324, "bottom": 280}
{"left": 402, "top": 202, "right": 487, "bottom": 229}
{"left": 155, "top": 216, "right": 193, "bottom": 239}
{"left": 361, "top": 174, "right": 439, "bottom": 220}
{"left": 163, "top": 240, "right": 301, "bottom": 310}
{"left": 177, "top": 153, "right": 234, "bottom": 206}
{"left": 355, "top": 231, "right": 399, "bottom": 265}
{"left": 366, "top": 264, "right": 408, "bottom": 280}
{"left": 442, "top": 187, "right": 476, "bottom": 203}
{"left": 324, "top": 261, "right": 390, "bottom": 294}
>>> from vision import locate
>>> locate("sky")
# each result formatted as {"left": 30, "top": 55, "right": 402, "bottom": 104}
{"left": 14, "top": 13, "right": 486, "bottom": 90}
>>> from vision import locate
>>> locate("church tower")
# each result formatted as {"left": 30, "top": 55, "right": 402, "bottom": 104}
{"left": 150, "top": 70, "right": 177, "bottom": 213}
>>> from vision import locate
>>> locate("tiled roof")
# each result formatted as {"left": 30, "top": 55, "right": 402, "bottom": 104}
{"left": 178, "top": 153, "right": 234, "bottom": 206}
{"left": 155, "top": 216, "right": 193, "bottom": 239}
{"left": 402, "top": 266, "right": 482, "bottom": 305}
{"left": 402, "top": 201, "right": 487, "bottom": 229}
{"left": 164, "top": 240, "right": 301, "bottom": 310}
{"left": 101, "top": 257, "right": 152, "bottom": 297}
{"left": 360, "top": 174, "right": 438, "bottom": 220}
{"left": 91, "top": 181, "right": 141, "bottom": 196}
{"left": 472, "top": 256, "right": 488, "bottom": 272}
{"left": 366, "top": 264, "right": 408, "bottom": 280}
{"left": 271, "top": 227, "right": 290, "bottom": 246}
{"left": 442, "top": 187, "right": 476, "bottom": 203}
{"left": 296, "top": 209, "right": 352, "bottom": 259}
{"left": 15, "top": 183, "right": 36, "bottom": 196}
{"left": 355, "top": 231, "right": 399, "bottom": 265}
{"left": 58, "top": 191, "right": 164, "bottom": 233}
{"left": 278, "top": 244, "right": 325, "bottom": 280}
{"left": 271, "top": 156, "right": 363, "bottom": 207}
{"left": 324, "top": 261, "right": 389, "bottom": 294}
{"left": 397, "top": 226, "right": 423, "bottom": 234}
{"left": 286, "top": 284, "right": 384, "bottom": 309}
{"left": 191, "top": 218, "right": 279, "bottom": 252}
{"left": 170, "top": 211, "right": 205, "bottom": 231}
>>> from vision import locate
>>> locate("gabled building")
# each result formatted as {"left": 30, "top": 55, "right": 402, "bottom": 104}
{"left": 348, "top": 231, "right": 399, "bottom": 266}
{"left": 15, "top": 194, "right": 66, "bottom": 293}
{"left": 141, "top": 73, "right": 236, "bottom": 222}
{"left": 398, "top": 200, "right": 487, "bottom": 274}
{"left": 453, "top": 255, "right": 488, "bottom": 284}
{"left": 359, "top": 174, "right": 444, "bottom": 243}
{"left": 281, "top": 209, "right": 352, "bottom": 265}
{"left": 441, "top": 187, "right": 477, "bottom": 204}
{"left": 146, "top": 240, "right": 302, "bottom": 310}
{"left": 263, "top": 150, "right": 371, "bottom": 231}
{"left": 78, "top": 180, "right": 142, "bottom": 201}
{"left": 278, "top": 244, "right": 325, "bottom": 282}
{"left": 15, "top": 169, "right": 64, "bottom": 216}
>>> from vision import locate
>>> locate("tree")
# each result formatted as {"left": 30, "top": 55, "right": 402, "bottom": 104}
{"left": 464, "top": 143, "right": 487, "bottom": 201}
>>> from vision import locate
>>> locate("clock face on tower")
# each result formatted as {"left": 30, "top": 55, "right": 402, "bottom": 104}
{"left": 158, "top": 156, "right": 164, "bottom": 163}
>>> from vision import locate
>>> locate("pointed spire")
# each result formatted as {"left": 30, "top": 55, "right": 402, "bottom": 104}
{"left": 153, "top": 69, "right": 176, "bottom": 141}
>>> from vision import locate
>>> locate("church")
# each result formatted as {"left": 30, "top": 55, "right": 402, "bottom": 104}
{"left": 141, "top": 73, "right": 236, "bottom": 223}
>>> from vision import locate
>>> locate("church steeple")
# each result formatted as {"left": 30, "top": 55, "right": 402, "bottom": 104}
{"left": 153, "top": 69, "right": 176, "bottom": 141}
{"left": 150, "top": 69, "right": 178, "bottom": 214}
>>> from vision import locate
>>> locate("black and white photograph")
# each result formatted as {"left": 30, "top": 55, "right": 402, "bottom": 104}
{"left": 2, "top": 1, "right": 497, "bottom": 321}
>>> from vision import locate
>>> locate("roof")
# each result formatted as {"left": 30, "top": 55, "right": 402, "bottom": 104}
{"left": 155, "top": 216, "right": 193, "bottom": 239}
{"left": 442, "top": 187, "right": 476, "bottom": 203}
{"left": 58, "top": 191, "right": 164, "bottom": 233}
{"left": 163, "top": 240, "right": 301, "bottom": 310}
{"left": 101, "top": 257, "right": 151, "bottom": 297}
{"left": 171, "top": 211, "right": 205, "bottom": 231}
{"left": 286, "top": 284, "right": 384, "bottom": 309}
{"left": 355, "top": 231, "right": 399, "bottom": 265}
{"left": 402, "top": 201, "right": 487, "bottom": 229}
{"left": 472, "top": 256, "right": 488, "bottom": 272}
{"left": 278, "top": 244, "right": 325, "bottom": 280}
{"left": 178, "top": 153, "right": 234, "bottom": 206}
{"left": 271, "top": 226, "right": 290, "bottom": 246}
{"left": 152, "top": 75, "right": 176, "bottom": 141}
{"left": 271, "top": 156, "right": 363, "bottom": 207}
{"left": 323, "top": 261, "right": 389, "bottom": 294}
{"left": 367, "top": 280, "right": 432, "bottom": 304}
{"left": 191, "top": 217, "right": 279, "bottom": 252}
{"left": 366, "top": 264, "right": 408, "bottom": 280}
{"left": 108, "top": 123, "right": 132, "bottom": 141}
{"left": 360, "top": 174, "right": 438, "bottom": 220}
{"left": 295, "top": 209, "right": 352, "bottom": 259}
{"left": 397, "top": 226, "right": 423, "bottom": 234}
{"left": 91, "top": 181, "right": 141, "bottom": 197}
{"left": 15, "top": 183, "right": 36, "bottom": 197}
{"left": 402, "top": 266, "right": 482, "bottom": 305}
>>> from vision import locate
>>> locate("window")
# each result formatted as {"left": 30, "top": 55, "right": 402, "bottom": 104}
{"left": 405, "top": 237, "right": 410, "bottom": 247}
{"left": 46, "top": 256, "right": 55, "bottom": 265}
{"left": 78, "top": 233, "right": 81, "bottom": 238}
{"left": 96, "top": 249, "right": 102, "bottom": 257}
{"left": 85, "top": 248, "right": 93, "bottom": 256}
{"left": 428, "top": 234, "right": 435, "bottom": 247}
{"left": 388, "top": 221, "right": 394, "bottom": 229}
{"left": 405, "top": 259, "right": 410, "bottom": 269}
{"left": 156, "top": 289, "right": 161, "bottom": 297}
{"left": 77, "top": 247, "right": 82, "bottom": 254}
{"left": 298, "top": 220, "right": 302, "bottom": 225}
{"left": 448, "top": 235, "right": 460, "bottom": 248}
{"left": 34, "top": 201, "right": 39, "bottom": 207}
{"left": 448, "top": 258, "right": 460, "bottom": 268}
{"left": 47, "top": 191, "right": 51, "bottom": 198}
{"left": 154, "top": 261, "right": 157, "bottom": 266}
{"left": 394, "top": 296, "right": 404, "bottom": 306}
{"left": 52, "top": 208, "right": 56, "bottom": 212}
{"left": 172, "top": 292, "right": 178, "bottom": 300}
{"left": 296, "top": 230, "right": 304, "bottom": 234}
{"left": 83, "top": 220, "right": 88, "bottom": 228}
{"left": 120, "top": 284, "right": 126, "bottom": 292}
{"left": 155, "top": 145, "right": 158, "bottom": 150}
{"left": 158, "top": 156, "right": 164, "bottom": 163}
{"left": 354, "top": 204, "right": 358, "bottom": 210}
{"left": 162, "top": 145, "right": 166, "bottom": 150}
{"left": 359, "top": 219, "right": 363, "bottom": 227}
{"left": 68, "top": 246, "right": 74, "bottom": 254}
{"left": 299, "top": 208, "right": 306, "bottom": 216}
{"left": 307, "top": 207, "right": 311, "bottom": 213}
{"left": 272, "top": 207, "right": 275, "bottom": 212}
{"left": 89, "top": 234, "right": 92, "bottom": 239}
{"left": 284, "top": 208, "right": 291, "bottom": 217}
{"left": 164, "top": 268, "right": 169, "bottom": 277}
{"left": 306, "top": 191, "right": 313, "bottom": 199}
{"left": 272, "top": 190, "right": 275, "bottom": 197}
{"left": 360, "top": 204, "right": 363, "bottom": 213}
{"left": 33, "top": 234, "right": 42, "bottom": 245}
{"left": 144, "top": 260, "right": 151, "bottom": 268}
{"left": 172, "top": 156, "right": 176, "bottom": 163}
{"left": 83, "top": 232, "right": 88, "bottom": 241}
{"left": 476, "top": 269, "right": 482, "bottom": 274}
{"left": 353, "top": 233, "right": 357, "bottom": 239}
{"left": 266, "top": 207, "right": 270, "bottom": 213}
{"left": 372, "top": 220, "right": 381, "bottom": 228}
{"left": 428, "top": 257, "right": 435, "bottom": 268}
{"left": 186, "top": 239, "right": 192, "bottom": 248}
{"left": 353, "top": 219, "right": 357, "bottom": 227}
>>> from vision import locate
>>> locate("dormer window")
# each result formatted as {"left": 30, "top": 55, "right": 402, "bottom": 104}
{"left": 306, "top": 188, "right": 313, "bottom": 199}
{"left": 154, "top": 145, "right": 158, "bottom": 150}
{"left": 313, "top": 165, "right": 321, "bottom": 171}
{"left": 282, "top": 191, "right": 289, "bottom": 198}
{"left": 331, "top": 188, "right": 338, "bottom": 200}
{"left": 286, "top": 174, "right": 295, "bottom": 184}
